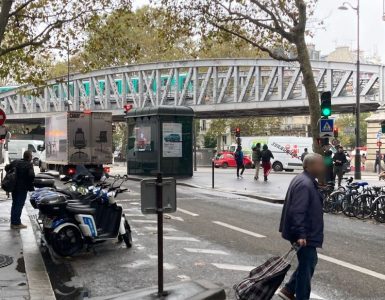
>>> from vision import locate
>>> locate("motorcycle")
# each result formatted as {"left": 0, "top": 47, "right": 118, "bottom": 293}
{"left": 31, "top": 174, "right": 133, "bottom": 257}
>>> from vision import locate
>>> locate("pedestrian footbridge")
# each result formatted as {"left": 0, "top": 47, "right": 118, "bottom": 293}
{"left": 1, "top": 58, "right": 383, "bottom": 121}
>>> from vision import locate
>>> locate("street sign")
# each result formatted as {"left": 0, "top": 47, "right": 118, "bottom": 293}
{"left": 319, "top": 118, "right": 334, "bottom": 138}
{"left": 377, "top": 131, "right": 382, "bottom": 141}
{"left": 0, "top": 109, "right": 6, "bottom": 126}
{"left": 141, "top": 177, "right": 176, "bottom": 214}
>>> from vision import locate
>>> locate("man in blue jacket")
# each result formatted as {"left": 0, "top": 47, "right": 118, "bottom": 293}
{"left": 234, "top": 146, "right": 245, "bottom": 178}
{"left": 278, "top": 153, "right": 325, "bottom": 300}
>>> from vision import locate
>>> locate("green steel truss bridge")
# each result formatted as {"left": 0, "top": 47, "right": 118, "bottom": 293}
{"left": 0, "top": 59, "right": 383, "bottom": 121}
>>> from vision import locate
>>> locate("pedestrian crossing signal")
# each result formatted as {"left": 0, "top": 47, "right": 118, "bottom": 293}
{"left": 321, "top": 91, "right": 332, "bottom": 117}
{"left": 333, "top": 127, "right": 339, "bottom": 138}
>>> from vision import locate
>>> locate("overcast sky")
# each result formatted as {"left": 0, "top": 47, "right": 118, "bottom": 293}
{"left": 133, "top": 0, "right": 385, "bottom": 62}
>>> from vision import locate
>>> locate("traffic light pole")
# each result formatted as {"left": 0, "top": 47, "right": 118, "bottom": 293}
{"left": 354, "top": 0, "right": 361, "bottom": 180}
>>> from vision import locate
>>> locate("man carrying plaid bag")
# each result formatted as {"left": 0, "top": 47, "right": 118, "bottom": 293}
{"left": 278, "top": 153, "right": 325, "bottom": 300}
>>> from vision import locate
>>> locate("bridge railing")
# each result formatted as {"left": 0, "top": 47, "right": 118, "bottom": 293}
{"left": 0, "top": 59, "right": 383, "bottom": 116}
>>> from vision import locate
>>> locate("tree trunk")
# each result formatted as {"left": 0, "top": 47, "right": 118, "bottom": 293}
{"left": 296, "top": 37, "right": 322, "bottom": 154}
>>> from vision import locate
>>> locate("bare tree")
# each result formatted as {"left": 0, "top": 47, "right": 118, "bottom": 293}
{"left": 158, "top": 0, "right": 321, "bottom": 151}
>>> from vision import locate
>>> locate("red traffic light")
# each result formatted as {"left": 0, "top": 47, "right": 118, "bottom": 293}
{"left": 235, "top": 127, "right": 241, "bottom": 138}
{"left": 124, "top": 104, "right": 133, "bottom": 112}
{"left": 333, "top": 127, "right": 339, "bottom": 138}
{"left": 377, "top": 141, "right": 382, "bottom": 147}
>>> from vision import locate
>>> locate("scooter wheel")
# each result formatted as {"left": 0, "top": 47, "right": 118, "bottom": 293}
{"left": 51, "top": 226, "right": 83, "bottom": 257}
{"left": 122, "top": 220, "right": 132, "bottom": 248}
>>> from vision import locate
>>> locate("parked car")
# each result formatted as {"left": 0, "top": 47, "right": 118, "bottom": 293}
{"left": 214, "top": 151, "right": 254, "bottom": 169}
{"left": 164, "top": 133, "right": 181, "bottom": 142}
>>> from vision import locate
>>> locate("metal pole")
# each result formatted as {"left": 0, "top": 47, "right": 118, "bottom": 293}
{"left": 354, "top": 0, "right": 361, "bottom": 179}
{"left": 378, "top": 146, "right": 381, "bottom": 174}
{"left": 193, "top": 120, "right": 197, "bottom": 172}
{"left": 212, "top": 159, "right": 214, "bottom": 189}
{"left": 67, "top": 40, "right": 70, "bottom": 112}
{"left": 156, "top": 173, "right": 165, "bottom": 297}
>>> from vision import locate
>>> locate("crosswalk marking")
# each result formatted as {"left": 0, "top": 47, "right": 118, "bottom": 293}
{"left": 212, "top": 221, "right": 266, "bottom": 238}
{"left": 165, "top": 214, "right": 184, "bottom": 222}
{"left": 131, "top": 220, "right": 157, "bottom": 224}
{"left": 144, "top": 226, "right": 177, "bottom": 232}
{"left": 164, "top": 237, "right": 199, "bottom": 242}
{"left": 318, "top": 253, "right": 385, "bottom": 281}
{"left": 177, "top": 208, "right": 199, "bottom": 217}
{"left": 184, "top": 248, "right": 229, "bottom": 255}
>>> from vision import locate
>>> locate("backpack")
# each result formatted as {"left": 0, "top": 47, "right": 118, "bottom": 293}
{"left": 2, "top": 163, "right": 17, "bottom": 193}
{"left": 261, "top": 150, "right": 271, "bottom": 162}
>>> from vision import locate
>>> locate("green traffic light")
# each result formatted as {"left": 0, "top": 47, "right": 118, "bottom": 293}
{"left": 322, "top": 107, "right": 331, "bottom": 117}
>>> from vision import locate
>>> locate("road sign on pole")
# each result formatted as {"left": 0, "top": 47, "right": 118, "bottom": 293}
{"left": 0, "top": 109, "right": 6, "bottom": 126}
{"left": 319, "top": 119, "right": 334, "bottom": 138}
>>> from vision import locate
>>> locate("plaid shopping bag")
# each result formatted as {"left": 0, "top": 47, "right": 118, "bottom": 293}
{"left": 233, "top": 248, "right": 294, "bottom": 300}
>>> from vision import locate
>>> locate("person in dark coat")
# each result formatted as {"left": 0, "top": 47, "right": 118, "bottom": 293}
{"left": 333, "top": 146, "right": 347, "bottom": 187}
{"left": 261, "top": 144, "right": 274, "bottom": 182}
{"left": 5, "top": 150, "right": 35, "bottom": 229}
{"left": 252, "top": 143, "right": 262, "bottom": 180}
{"left": 300, "top": 148, "right": 309, "bottom": 162}
{"left": 278, "top": 153, "right": 325, "bottom": 300}
{"left": 234, "top": 146, "right": 245, "bottom": 178}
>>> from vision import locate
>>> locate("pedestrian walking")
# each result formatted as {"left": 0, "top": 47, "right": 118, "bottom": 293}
{"left": 234, "top": 146, "right": 245, "bottom": 178}
{"left": 5, "top": 150, "right": 35, "bottom": 229}
{"left": 278, "top": 153, "right": 325, "bottom": 300}
{"left": 261, "top": 144, "right": 274, "bottom": 182}
{"left": 374, "top": 151, "right": 381, "bottom": 173}
{"left": 300, "top": 148, "right": 309, "bottom": 162}
{"left": 252, "top": 143, "right": 262, "bottom": 180}
{"left": 333, "top": 146, "right": 347, "bottom": 187}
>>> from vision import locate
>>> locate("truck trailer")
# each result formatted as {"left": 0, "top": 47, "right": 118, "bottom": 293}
{"left": 40, "top": 111, "right": 112, "bottom": 179}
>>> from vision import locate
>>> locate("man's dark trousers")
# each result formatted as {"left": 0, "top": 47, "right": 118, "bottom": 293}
{"left": 236, "top": 164, "right": 245, "bottom": 177}
{"left": 285, "top": 246, "right": 318, "bottom": 300}
{"left": 11, "top": 190, "right": 28, "bottom": 225}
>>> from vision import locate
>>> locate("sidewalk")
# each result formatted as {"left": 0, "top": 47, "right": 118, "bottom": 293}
{"left": 0, "top": 192, "right": 55, "bottom": 300}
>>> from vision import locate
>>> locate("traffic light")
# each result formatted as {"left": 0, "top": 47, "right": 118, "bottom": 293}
{"left": 320, "top": 91, "right": 332, "bottom": 117}
{"left": 333, "top": 127, "right": 339, "bottom": 138}
{"left": 124, "top": 104, "right": 133, "bottom": 115}
{"left": 382, "top": 121, "right": 385, "bottom": 134}
{"left": 235, "top": 127, "right": 241, "bottom": 138}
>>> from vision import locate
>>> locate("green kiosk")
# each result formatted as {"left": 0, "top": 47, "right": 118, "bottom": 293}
{"left": 125, "top": 106, "right": 194, "bottom": 177}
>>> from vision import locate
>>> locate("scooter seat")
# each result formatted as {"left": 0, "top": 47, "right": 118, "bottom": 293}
{"left": 66, "top": 206, "right": 95, "bottom": 215}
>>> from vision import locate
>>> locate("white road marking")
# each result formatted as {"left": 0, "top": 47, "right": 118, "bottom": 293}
{"left": 164, "top": 214, "right": 184, "bottom": 222}
{"left": 144, "top": 226, "right": 177, "bottom": 232}
{"left": 212, "top": 263, "right": 254, "bottom": 272}
{"left": 177, "top": 208, "right": 199, "bottom": 217}
{"left": 177, "top": 275, "right": 191, "bottom": 281}
{"left": 124, "top": 214, "right": 145, "bottom": 217}
{"left": 164, "top": 237, "right": 199, "bottom": 242}
{"left": 130, "top": 202, "right": 140, "bottom": 206}
{"left": 212, "top": 263, "right": 323, "bottom": 299}
{"left": 148, "top": 255, "right": 157, "bottom": 259}
{"left": 184, "top": 248, "right": 229, "bottom": 255}
{"left": 318, "top": 253, "right": 385, "bottom": 281}
{"left": 163, "top": 263, "right": 176, "bottom": 270}
{"left": 131, "top": 220, "right": 157, "bottom": 224}
{"left": 212, "top": 221, "right": 266, "bottom": 238}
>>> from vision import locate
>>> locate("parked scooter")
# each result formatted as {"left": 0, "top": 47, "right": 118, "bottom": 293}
{"left": 31, "top": 174, "right": 132, "bottom": 257}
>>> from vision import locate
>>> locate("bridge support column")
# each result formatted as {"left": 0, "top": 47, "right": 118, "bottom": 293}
{"left": 365, "top": 107, "right": 385, "bottom": 173}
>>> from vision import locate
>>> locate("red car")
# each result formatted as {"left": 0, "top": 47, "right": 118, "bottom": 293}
{"left": 214, "top": 151, "right": 254, "bottom": 169}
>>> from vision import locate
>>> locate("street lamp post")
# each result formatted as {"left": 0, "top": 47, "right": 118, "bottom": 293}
{"left": 67, "top": 40, "right": 71, "bottom": 112}
{"left": 339, "top": 0, "right": 361, "bottom": 179}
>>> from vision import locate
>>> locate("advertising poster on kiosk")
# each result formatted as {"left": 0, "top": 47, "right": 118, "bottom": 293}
{"left": 68, "top": 112, "right": 92, "bottom": 163}
{"left": 162, "top": 123, "right": 182, "bottom": 157}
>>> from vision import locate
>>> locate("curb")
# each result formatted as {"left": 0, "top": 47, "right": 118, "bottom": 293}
{"left": 20, "top": 204, "right": 56, "bottom": 300}
{"left": 125, "top": 176, "right": 284, "bottom": 204}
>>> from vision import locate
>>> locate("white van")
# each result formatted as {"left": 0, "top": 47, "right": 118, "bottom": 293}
{"left": 8, "top": 140, "right": 45, "bottom": 165}
{"left": 230, "top": 136, "right": 313, "bottom": 172}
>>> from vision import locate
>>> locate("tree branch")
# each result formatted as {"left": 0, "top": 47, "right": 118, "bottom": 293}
{"left": 209, "top": 21, "right": 298, "bottom": 62}
{"left": 8, "top": 0, "right": 35, "bottom": 17}
{"left": 0, "top": 0, "right": 13, "bottom": 44}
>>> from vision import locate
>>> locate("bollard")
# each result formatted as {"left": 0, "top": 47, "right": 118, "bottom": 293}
{"left": 212, "top": 159, "right": 214, "bottom": 189}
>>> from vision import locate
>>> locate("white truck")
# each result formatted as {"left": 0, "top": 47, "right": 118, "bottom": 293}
{"left": 7, "top": 139, "right": 45, "bottom": 165}
{"left": 40, "top": 111, "right": 112, "bottom": 179}
{"left": 230, "top": 136, "right": 313, "bottom": 172}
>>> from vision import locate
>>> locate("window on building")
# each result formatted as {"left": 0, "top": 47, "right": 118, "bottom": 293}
{"left": 201, "top": 120, "right": 207, "bottom": 131}
{"left": 222, "top": 135, "right": 227, "bottom": 145}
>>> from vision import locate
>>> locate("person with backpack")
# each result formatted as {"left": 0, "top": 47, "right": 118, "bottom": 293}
{"left": 234, "top": 146, "right": 245, "bottom": 178}
{"left": 4, "top": 150, "right": 35, "bottom": 229}
{"left": 261, "top": 144, "right": 274, "bottom": 182}
{"left": 252, "top": 143, "right": 262, "bottom": 180}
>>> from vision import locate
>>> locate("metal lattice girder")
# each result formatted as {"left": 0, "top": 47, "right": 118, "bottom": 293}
{"left": 0, "top": 59, "right": 383, "bottom": 117}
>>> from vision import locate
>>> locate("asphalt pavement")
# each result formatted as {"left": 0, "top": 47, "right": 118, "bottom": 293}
{"left": 32, "top": 167, "right": 385, "bottom": 300}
